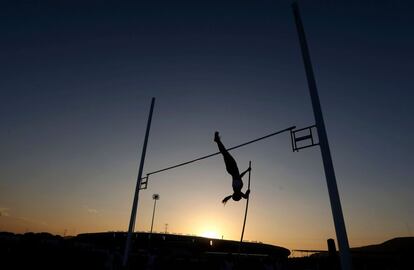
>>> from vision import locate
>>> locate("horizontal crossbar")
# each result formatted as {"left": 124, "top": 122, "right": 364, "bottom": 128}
{"left": 144, "top": 126, "right": 296, "bottom": 178}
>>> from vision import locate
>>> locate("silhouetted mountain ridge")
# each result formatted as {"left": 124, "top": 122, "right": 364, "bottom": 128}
{"left": 352, "top": 237, "right": 414, "bottom": 254}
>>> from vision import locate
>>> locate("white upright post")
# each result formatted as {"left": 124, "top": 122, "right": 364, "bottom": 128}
{"left": 123, "top": 97, "right": 155, "bottom": 267}
{"left": 292, "top": 3, "right": 352, "bottom": 270}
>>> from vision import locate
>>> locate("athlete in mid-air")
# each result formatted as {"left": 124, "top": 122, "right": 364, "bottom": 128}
{"left": 214, "top": 131, "right": 251, "bottom": 205}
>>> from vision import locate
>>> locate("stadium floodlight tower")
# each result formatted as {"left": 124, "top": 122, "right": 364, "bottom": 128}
{"left": 149, "top": 194, "right": 160, "bottom": 237}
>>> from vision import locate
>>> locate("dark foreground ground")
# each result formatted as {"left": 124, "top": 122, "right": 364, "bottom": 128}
{"left": 0, "top": 232, "right": 412, "bottom": 270}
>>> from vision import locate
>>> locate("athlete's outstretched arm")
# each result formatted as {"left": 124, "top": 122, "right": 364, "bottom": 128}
{"left": 239, "top": 167, "right": 251, "bottom": 179}
{"left": 241, "top": 189, "right": 251, "bottom": 199}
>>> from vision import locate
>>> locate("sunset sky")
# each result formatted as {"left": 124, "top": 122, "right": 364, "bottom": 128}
{"left": 1, "top": 0, "right": 413, "bottom": 251}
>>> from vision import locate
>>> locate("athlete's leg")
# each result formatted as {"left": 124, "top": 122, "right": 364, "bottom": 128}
{"left": 215, "top": 132, "right": 240, "bottom": 177}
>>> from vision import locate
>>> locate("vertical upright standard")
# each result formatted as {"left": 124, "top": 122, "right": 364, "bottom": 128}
{"left": 291, "top": 3, "right": 352, "bottom": 270}
{"left": 123, "top": 97, "right": 156, "bottom": 267}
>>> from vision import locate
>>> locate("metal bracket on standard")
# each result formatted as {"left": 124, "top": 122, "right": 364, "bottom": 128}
{"left": 139, "top": 174, "right": 149, "bottom": 190}
{"left": 290, "top": 125, "right": 319, "bottom": 152}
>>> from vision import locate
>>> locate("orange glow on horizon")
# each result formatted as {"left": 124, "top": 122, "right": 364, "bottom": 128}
{"left": 200, "top": 230, "right": 221, "bottom": 239}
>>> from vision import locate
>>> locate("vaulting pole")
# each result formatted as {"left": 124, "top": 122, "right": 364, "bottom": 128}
{"left": 123, "top": 97, "right": 155, "bottom": 267}
{"left": 292, "top": 3, "right": 352, "bottom": 270}
{"left": 239, "top": 161, "right": 252, "bottom": 252}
